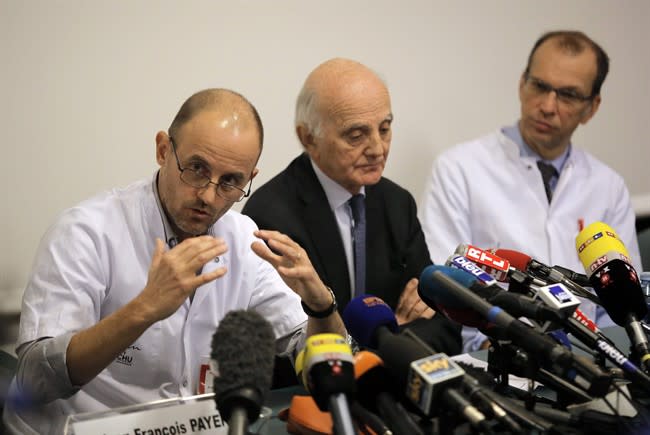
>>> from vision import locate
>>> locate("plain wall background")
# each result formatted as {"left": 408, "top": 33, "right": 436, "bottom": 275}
{"left": 2, "top": 0, "right": 649, "bottom": 311}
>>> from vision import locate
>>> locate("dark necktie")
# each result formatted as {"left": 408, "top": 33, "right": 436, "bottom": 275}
{"left": 536, "top": 160, "right": 558, "bottom": 203}
{"left": 348, "top": 194, "right": 366, "bottom": 297}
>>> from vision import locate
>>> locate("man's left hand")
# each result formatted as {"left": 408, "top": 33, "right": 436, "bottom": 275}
{"left": 251, "top": 229, "right": 332, "bottom": 311}
{"left": 395, "top": 278, "right": 435, "bottom": 325}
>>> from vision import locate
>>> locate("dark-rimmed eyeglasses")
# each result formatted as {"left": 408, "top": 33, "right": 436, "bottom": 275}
{"left": 524, "top": 74, "right": 594, "bottom": 107}
{"left": 169, "top": 136, "right": 252, "bottom": 202}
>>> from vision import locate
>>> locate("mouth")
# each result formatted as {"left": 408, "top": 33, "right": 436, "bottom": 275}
{"left": 359, "top": 162, "right": 384, "bottom": 172}
{"left": 532, "top": 119, "right": 554, "bottom": 133}
{"left": 189, "top": 208, "right": 212, "bottom": 219}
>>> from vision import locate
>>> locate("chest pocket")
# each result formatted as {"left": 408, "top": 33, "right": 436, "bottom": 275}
{"left": 106, "top": 322, "right": 162, "bottom": 387}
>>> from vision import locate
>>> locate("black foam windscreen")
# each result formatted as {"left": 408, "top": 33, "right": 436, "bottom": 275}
{"left": 589, "top": 259, "right": 647, "bottom": 325}
{"left": 210, "top": 310, "right": 275, "bottom": 421}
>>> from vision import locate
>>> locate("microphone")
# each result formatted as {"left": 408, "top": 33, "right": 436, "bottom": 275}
{"left": 343, "top": 295, "right": 525, "bottom": 432}
{"left": 485, "top": 247, "right": 609, "bottom": 335}
{"left": 458, "top": 257, "right": 650, "bottom": 392}
{"left": 297, "top": 333, "right": 356, "bottom": 435}
{"left": 494, "top": 248, "right": 600, "bottom": 304}
{"left": 342, "top": 295, "right": 399, "bottom": 349}
{"left": 211, "top": 310, "right": 275, "bottom": 435}
{"left": 576, "top": 222, "right": 650, "bottom": 371}
{"left": 354, "top": 350, "right": 421, "bottom": 435}
{"left": 407, "top": 352, "right": 490, "bottom": 432}
{"left": 454, "top": 244, "right": 511, "bottom": 282}
{"left": 418, "top": 265, "right": 612, "bottom": 396}
{"left": 294, "top": 349, "right": 392, "bottom": 435}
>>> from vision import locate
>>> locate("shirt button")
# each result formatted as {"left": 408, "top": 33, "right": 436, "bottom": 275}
{"left": 182, "top": 379, "right": 188, "bottom": 387}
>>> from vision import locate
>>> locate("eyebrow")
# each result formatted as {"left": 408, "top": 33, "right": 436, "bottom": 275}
{"left": 342, "top": 114, "right": 394, "bottom": 134}
{"left": 531, "top": 76, "right": 584, "bottom": 93}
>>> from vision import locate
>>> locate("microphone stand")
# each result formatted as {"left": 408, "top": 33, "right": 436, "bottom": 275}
{"left": 328, "top": 393, "right": 356, "bottom": 435}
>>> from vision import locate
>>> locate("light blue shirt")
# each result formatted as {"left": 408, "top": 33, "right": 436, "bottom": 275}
{"left": 502, "top": 122, "right": 570, "bottom": 194}
{"left": 310, "top": 158, "right": 365, "bottom": 297}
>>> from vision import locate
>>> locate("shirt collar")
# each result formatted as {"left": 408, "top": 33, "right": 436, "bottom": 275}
{"left": 502, "top": 121, "right": 571, "bottom": 174}
{"left": 309, "top": 157, "right": 365, "bottom": 211}
{"left": 152, "top": 172, "right": 179, "bottom": 248}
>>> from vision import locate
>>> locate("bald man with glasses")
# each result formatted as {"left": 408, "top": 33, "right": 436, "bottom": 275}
{"left": 4, "top": 89, "right": 346, "bottom": 434}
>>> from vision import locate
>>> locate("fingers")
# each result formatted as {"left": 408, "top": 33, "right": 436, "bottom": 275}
{"left": 396, "top": 278, "right": 419, "bottom": 311}
{"left": 395, "top": 278, "right": 435, "bottom": 324}
{"left": 170, "top": 236, "right": 228, "bottom": 272}
{"left": 195, "top": 266, "right": 228, "bottom": 287}
{"left": 253, "top": 230, "right": 304, "bottom": 267}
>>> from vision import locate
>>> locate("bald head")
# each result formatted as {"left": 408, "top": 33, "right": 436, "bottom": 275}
{"left": 295, "top": 58, "right": 389, "bottom": 138}
{"left": 169, "top": 88, "right": 264, "bottom": 150}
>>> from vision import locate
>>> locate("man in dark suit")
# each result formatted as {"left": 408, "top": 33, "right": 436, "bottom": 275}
{"left": 243, "top": 59, "right": 461, "bottom": 368}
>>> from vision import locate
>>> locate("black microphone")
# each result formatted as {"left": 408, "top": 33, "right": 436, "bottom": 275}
{"left": 443, "top": 261, "right": 650, "bottom": 394}
{"left": 296, "top": 333, "right": 356, "bottom": 435}
{"left": 341, "top": 295, "right": 426, "bottom": 435}
{"left": 494, "top": 248, "right": 600, "bottom": 304}
{"left": 211, "top": 310, "right": 275, "bottom": 435}
{"left": 576, "top": 222, "right": 650, "bottom": 371}
{"left": 418, "top": 265, "right": 612, "bottom": 396}
{"left": 354, "top": 350, "right": 423, "bottom": 435}
{"left": 469, "top": 278, "right": 567, "bottom": 324}
{"left": 342, "top": 295, "right": 526, "bottom": 432}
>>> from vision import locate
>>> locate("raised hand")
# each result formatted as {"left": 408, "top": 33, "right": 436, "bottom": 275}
{"left": 251, "top": 229, "right": 332, "bottom": 311}
{"left": 137, "top": 236, "right": 228, "bottom": 322}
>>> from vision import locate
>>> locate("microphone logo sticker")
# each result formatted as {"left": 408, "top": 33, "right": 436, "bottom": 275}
{"left": 448, "top": 256, "right": 497, "bottom": 285}
{"left": 589, "top": 254, "right": 609, "bottom": 272}
{"left": 549, "top": 285, "right": 573, "bottom": 303}
{"left": 361, "top": 296, "right": 388, "bottom": 308}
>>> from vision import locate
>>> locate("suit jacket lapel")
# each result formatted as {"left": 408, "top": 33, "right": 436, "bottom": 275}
{"left": 365, "top": 183, "right": 387, "bottom": 287}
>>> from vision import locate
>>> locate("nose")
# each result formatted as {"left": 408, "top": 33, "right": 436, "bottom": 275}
{"left": 196, "top": 183, "right": 220, "bottom": 207}
{"left": 539, "top": 90, "right": 559, "bottom": 115}
{"left": 365, "top": 131, "right": 386, "bottom": 157}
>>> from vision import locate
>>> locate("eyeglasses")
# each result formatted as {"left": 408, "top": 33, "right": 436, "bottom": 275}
{"left": 524, "top": 74, "right": 594, "bottom": 107}
{"left": 169, "top": 136, "right": 252, "bottom": 202}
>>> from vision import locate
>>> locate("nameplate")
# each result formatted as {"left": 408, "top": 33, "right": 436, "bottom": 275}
{"left": 70, "top": 399, "right": 227, "bottom": 435}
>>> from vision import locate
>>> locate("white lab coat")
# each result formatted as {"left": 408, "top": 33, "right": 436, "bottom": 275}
{"left": 419, "top": 129, "right": 641, "bottom": 351}
{"left": 4, "top": 177, "right": 307, "bottom": 434}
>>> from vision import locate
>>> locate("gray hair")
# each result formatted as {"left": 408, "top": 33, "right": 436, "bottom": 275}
{"left": 294, "top": 82, "right": 322, "bottom": 138}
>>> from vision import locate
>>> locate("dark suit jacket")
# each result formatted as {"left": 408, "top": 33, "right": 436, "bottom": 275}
{"left": 243, "top": 153, "right": 461, "bottom": 357}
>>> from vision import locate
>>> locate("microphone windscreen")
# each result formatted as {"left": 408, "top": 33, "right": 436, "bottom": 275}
{"left": 590, "top": 259, "right": 646, "bottom": 325}
{"left": 211, "top": 310, "right": 275, "bottom": 411}
{"left": 353, "top": 350, "right": 384, "bottom": 379}
{"left": 418, "top": 265, "right": 487, "bottom": 328}
{"left": 492, "top": 249, "right": 532, "bottom": 272}
{"left": 575, "top": 222, "right": 646, "bottom": 324}
{"left": 418, "top": 265, "right": 477, "bottom": 309}
{"left": 342, "top": 295, "right": 398, "bottom": 348}
{"left": 575, "top": 221, "right": 632, "bottom": 277}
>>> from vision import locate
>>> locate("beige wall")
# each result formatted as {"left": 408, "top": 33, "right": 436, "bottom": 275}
{"left": 2, "top": 0, "right": 649, "bottom": 311}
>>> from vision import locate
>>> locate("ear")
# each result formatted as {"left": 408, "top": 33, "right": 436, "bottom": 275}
{"left": 249, "top": 167, "right": 260, "bottom": 181}
{"left": 517, "top": 73, "right": 526, "bottom": 104}
{"left": 296, "top": 124, "right": 315, "bottom": 150}
{"left": 579, "top": 94, "right": 602, "bottom": 125}
{"left": 155, "top": 131, "right": 169, "bottom": 166}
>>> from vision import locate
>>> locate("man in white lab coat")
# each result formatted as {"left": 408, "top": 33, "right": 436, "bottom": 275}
{"left": 3, "top": 89, "right": 346, "bottom": 434}
{"left": 419, "top": 30, "right": 641, "bottom": 352}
